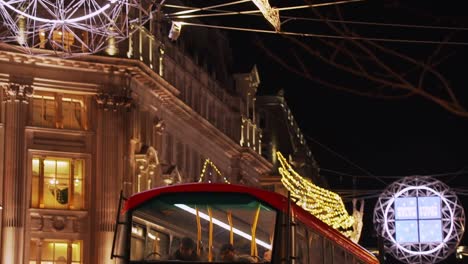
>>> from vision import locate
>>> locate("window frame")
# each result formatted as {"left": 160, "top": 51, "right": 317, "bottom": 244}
{"left": 30, "top": 90, "right": 89, "bottom": 131}
{"left": 28, "top": 151, "right": 90, "bottom": 211}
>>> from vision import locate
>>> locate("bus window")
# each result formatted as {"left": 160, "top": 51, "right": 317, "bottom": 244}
{"left": 294, "top": 222, "right": 308, "bottom": 264}
{"left": 145, "top": 229, "right": 170, "bottom": 261}
{"left": 130, "top": 192, "right": 277, "bottom": 262}
{"left": 309, "top": 231, "right": 323, "bottom": 264}
{"left": 130, "top": 224, "right": 146, "bottom": 261}
{"left": 323, "top": 238, "right": 333, "bottom": 264}
{"left": 333, "top": 245, "right": 346, "bottom": 263}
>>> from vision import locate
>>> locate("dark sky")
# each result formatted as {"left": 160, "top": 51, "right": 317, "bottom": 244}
{"left": 177, "top": 0, "right": 468, "bottom": 262}
{"left": 225, "top": 1, "right": 468, "bottom": 262}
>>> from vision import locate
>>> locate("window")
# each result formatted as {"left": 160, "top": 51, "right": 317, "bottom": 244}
{"left": 130, "top": 193, "right": 277, "bottom": 262}
{"left": 31, "top": 157, "right": 85, "bottom": 210}
{"left": 31, "top": 91, "right": 88, "bottom": 130}
{"left": 394, "top": 197, "right": 442, "bottom": 243}
{"left": 294, "top": 222, "right": 308, "bottom": 264}
{"left": 29, "top": 239, "right": 82, "bottom": 264}
{"left": 308, "top": 231, "right": 323, "bottom": 264}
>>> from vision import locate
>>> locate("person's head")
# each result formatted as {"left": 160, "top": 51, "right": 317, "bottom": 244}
{"left": 179, "top": 237, "right": 196, "bottom": 258}
{"left": 220, "top": 243, "right": 236, "bottom": 261}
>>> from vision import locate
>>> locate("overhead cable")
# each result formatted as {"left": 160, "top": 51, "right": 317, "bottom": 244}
{"left": 177, "top": 21, "right": 468, "bottom": 46}
{"left": 166, "top": 0, "right": 364, "bottom": 17}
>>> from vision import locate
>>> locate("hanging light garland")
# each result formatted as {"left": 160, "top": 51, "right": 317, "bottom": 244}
{"left": 276, "top": 152, "right": 357, "bottom": 237}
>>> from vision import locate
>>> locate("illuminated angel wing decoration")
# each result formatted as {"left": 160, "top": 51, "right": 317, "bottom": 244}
{"left": 276, "top": 152, "right": 363, "bottom": 242}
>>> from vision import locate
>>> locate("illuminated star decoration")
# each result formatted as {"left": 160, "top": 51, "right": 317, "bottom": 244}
{"left": 277, "top": 152, "right": 362, "bottom": 241}
{"left": 374, "top": 176, "right": 465, "bottom": 264}
{"left": 0, "top": 0, "right": 151, "bottom": 57}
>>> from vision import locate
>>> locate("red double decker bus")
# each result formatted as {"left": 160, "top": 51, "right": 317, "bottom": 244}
{"left": 112, "top": 183, "right": 378, "bottom": 264}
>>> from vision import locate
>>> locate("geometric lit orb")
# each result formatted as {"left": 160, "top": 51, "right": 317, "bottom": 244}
{"left": 374, "top": 176, "right": 465, "bottom": 264}
{"left": 0, "top": 0, "right": 152, "bottom": 57}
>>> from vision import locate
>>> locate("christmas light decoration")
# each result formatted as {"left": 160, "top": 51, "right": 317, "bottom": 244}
{"left": 374, "top": 176, "right": 465, "bottom": 264}
{"left": 251, "top": 0, "right": 280, "bottom": 31}
{"left": 198, "top": 158, "right": 230, "bottom": 183}
{"left": 0, "top": 0, "right": 151, "bottom": 57}
{"left": 276, "top": 152, "right": 356, "bottom": 237}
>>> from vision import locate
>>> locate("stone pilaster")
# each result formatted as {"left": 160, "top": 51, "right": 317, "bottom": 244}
{"left": 1, "top": 83, "right": 32, "bottom": 263}
{"left": 93, "top": 91, "right": 131, "bottom": 263}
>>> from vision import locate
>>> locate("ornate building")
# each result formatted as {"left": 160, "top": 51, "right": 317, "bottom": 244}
{"left": 256, "top": 89, "right": 324, "bottom": 195}
{"left": 0, "top": 16, "right": 271, "bottom": 264}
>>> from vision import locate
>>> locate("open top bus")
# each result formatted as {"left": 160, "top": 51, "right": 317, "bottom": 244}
{"left": 112, "top": 183, "right": 378, "bottom": 264}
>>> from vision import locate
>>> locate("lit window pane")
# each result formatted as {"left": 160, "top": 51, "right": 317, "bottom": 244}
{"left": 418, "top": 197, "right": 441, "bottom": 219}
{"left": 419, "top": 220, "right": 442, "bottom": 242}
{"left": 41, "top": 242, "right": 54, "bottom": 261}
{"left": 32, "top": 157, "right": 85, "bottom": 210}
{"left": 395, "top": 220, "right": 418, "bottom": 243}
{"left": 62, "top": 98, "right": 82, "bottom": 130}
{"left": 54, "top": 243, "right": 67, "bottom": 262}
{"left": 56, "top": 160, "right": 70, "bottom": 178}
{"left": 32, "top": 93, "right": 56, "bottom": 128}
{"left": 71, "top": 241, "right": 82, "bottom": 262}
{"left": 395, "top": 197, "right": 417, "bottom": 220}
{"left": 36, "top": 240, "right": 82, "bottom": 264}
{"left": 31, "top": 158, "right": 40, "bottom": 207}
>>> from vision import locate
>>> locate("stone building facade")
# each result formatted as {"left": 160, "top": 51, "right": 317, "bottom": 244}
{"left": 0, "top": 19, "right": 271, "bottom": 263}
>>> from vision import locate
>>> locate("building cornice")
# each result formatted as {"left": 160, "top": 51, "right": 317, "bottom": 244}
{"left": 0, "top": 48, "right": 267, "bottom": 163}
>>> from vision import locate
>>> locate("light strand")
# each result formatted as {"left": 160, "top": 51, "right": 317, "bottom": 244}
{"left": 277, "top": 152, "right": 357, "bottom": 233}
{"left": 198, "top": 158, "right": 230, "bottom": 183}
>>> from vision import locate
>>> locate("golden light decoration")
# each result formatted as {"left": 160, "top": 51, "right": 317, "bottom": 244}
{"left": 198, "top": 159, "right": 230, "bottom": 184}
{"left": 276, "top": 152, "right": 357, "bottom": 237}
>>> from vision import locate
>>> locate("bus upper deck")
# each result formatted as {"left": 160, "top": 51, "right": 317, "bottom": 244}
{"left": 112, "top": 183, "right": 378, "bottom": 264}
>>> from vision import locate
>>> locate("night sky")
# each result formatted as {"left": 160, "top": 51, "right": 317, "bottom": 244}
{"left": 174, "top": 0, "right": 468, "bottom": 262}
{"left": 223, "top": 0, "right": 468, "bottom": 262}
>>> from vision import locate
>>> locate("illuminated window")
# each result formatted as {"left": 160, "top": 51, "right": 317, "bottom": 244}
{"left": 30, "top": 239, "right": 82, "bottom": 264}
{"left": 394, "top": 197, "right": 442, "bottom": 243}
{"left": 31, "top": 91, "right": 88, "bottom": 130}
{"left": 31, "top": 157, "right": 85, "bottom": 210}
{"left": 130, "top": 193, "right": 276, "bottom": 261}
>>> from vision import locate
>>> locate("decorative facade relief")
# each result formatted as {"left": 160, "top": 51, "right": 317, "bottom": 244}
{"left": 95, "top": 88, "right": 133, "bottom": 112}
{"left": 2, "top": 82, "right": 33, "bottom": 103}
{"left": 95, "top": 68, "right": 134, "bottom": 111}
{"left": 30, "top": 210, "right": 87, "bottom": 233}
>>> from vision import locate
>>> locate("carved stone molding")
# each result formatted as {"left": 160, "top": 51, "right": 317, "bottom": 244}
{"left": 95, "top": 90, "right": 133, "bottom": 111}
{"left": 96, "top": 69, "right": 134, "bottom": 111}
{"left": 3, "top": 82, "right": 33, "bottom": 103}
{"left": 29, "top": 210, "right": 87, "bottom": 233}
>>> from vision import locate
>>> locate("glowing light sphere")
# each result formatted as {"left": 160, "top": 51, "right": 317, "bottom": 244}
{"left": 0, "top": 0, "right": 152, "bottom": 57}
{"left": 374, "top": 176, "right": 465, "bottom": 264}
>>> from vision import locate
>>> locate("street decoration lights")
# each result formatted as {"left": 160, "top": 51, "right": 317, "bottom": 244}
{"left": 276, "top": 152, "right": 363, "bottom": 242}
{"left": 0, "top": 0, "right": 152, "bottom": 57}
{"left": 374, "top": 176, "right": 465, "bottom": 264}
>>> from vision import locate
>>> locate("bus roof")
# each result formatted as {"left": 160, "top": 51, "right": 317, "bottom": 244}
{"left": 122, "top": 183, "right": 378, "bottom": 264}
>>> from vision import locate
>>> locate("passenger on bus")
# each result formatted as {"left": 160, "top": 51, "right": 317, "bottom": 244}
{"left": 263, "top": 250, "right": 271, "bottom": 262}
{"left": 219, "top": 243, "right": 256, "bottom": 263}
{"left": 170, "top": 237, "right": 200, "bottom": 261}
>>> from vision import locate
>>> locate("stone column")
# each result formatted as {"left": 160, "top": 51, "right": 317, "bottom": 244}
{"left": 93, "top": 90, "right": 132, "bottom": 264}
{"left": 1, "top": 83, "right": 33, "bottom": 263}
